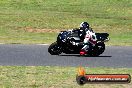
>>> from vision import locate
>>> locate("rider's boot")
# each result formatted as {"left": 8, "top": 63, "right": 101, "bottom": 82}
{"left": 80, "top": 49, "right": 87, "bottom": 55}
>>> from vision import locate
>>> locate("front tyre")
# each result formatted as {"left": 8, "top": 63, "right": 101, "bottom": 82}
{"left": 48, "top": 42, "right": 62, "bottom": 55}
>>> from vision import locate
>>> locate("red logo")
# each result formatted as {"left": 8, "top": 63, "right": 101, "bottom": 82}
{"left": 76, "top": 67, "right": 131, "bottom": 85}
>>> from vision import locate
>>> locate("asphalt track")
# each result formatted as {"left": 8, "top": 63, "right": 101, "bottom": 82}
{"left": 0, "top": 44, "right": 132, "bottom": 68}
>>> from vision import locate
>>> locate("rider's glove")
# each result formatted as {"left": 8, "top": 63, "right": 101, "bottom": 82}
{"left": 68, "top": 29, "right": 73, "bottom": 33}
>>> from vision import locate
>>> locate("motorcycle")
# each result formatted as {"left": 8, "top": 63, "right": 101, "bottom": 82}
{"left": 48, "top": 29, "right": 110, "bottom": 56}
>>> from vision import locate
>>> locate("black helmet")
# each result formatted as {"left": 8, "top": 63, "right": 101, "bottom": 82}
{"left": 80, "top": 22, "right": 89, "bottom": 29}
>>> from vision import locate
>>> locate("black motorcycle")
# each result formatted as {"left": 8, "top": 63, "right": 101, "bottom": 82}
{"left": 48, "top": 29, "right": 109, "bottom": 56}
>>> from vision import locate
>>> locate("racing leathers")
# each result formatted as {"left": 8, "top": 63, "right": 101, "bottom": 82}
{"left": 80, "top": 28, "right": 97, "bottom": 55}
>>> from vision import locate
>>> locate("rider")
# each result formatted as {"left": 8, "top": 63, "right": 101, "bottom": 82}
{"left": 79, "top": 22, "right": 97, "bottom": 55}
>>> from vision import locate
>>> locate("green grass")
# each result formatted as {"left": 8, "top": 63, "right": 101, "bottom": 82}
{"left": 0, "top": 66, "right": 132, "bottom": 88}
{"left": 0, "top": 0, "right": 132, "bottom": 45}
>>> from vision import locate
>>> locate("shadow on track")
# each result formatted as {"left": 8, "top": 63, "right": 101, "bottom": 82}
{"left": 59, "top": 54, "right": 112, "bottom": 57}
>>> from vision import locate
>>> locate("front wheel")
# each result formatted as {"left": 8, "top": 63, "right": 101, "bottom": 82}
{"left": 48, "top": 42, "right": 62, "bottom": 55}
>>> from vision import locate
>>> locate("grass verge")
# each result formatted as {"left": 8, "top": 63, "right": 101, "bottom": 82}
{"left": 0, "top": 0, "right": 132, "bottom": 45}
{"left": 0, "top": 66, "right": 132, "bottom": 88}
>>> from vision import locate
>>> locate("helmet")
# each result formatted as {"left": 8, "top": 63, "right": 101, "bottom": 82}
{"left": 80, "top": 22, "right": 89, "bottom": 29}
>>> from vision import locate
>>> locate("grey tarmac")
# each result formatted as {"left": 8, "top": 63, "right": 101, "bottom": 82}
{"left": 0, "top": 44, "right": 132, "bottom": 68}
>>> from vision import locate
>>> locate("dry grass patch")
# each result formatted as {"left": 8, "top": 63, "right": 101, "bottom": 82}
{"left": 24, "top": 27, "right": 65, "bottom": 33}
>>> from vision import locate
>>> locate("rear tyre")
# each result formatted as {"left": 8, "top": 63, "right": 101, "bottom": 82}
{"left": 89, "top": 42, "right": 105, "bottom": 56}
{"left": 48, "top": 42, "right": 62, "bottom": 55}
{"left": 96, "top": 42, "right": 105, "bottom": 55}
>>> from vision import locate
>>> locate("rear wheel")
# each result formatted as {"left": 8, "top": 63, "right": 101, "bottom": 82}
{"left": 48, "top": 42, "right": 62, "bottom": 55}
{"left": 89, "top": 42, "right": 105, "bottom": 56}
{"left": 96, "top": 42, "right": 105, "bottom": 55}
